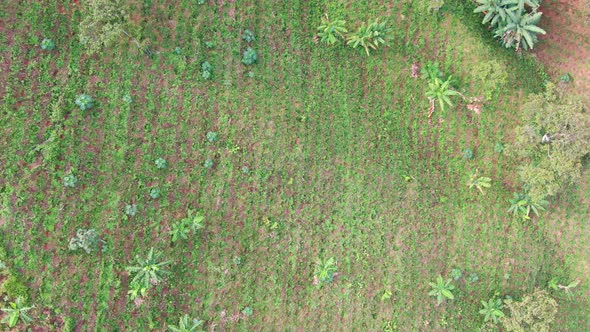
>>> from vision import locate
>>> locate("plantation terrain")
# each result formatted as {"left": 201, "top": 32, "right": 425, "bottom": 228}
{"left": 0, "top": 0, "right": 589, "bottom": 331}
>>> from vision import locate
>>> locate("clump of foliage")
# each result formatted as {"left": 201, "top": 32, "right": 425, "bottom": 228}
{"left": 467, "top": 170, "right": 492, "bottom": 194}
{"left": 242, "top": 29, "right": 255, "bottom": 43}
{"left": 155, "top": 158, "right": 167, "bottom": 169}
{"left": 126, "top": 248, "right": 171, "bottom": 297}
{"left": 548, "top": 278, "right": 580, "bottom": 295}
{"left": 480, "top": 298, "right": 505, "bottom": 324}
{"left": 450, "top": 268, "right": 463, "bottom": 280}
{"left": 124, "top": 204, "right": 138, "bottom": 216}
{"left": 501, "top": 290, "right": 558, "bottom": 332}
{"left": 559, "top": 73, "right": 572, "bottom": 83}
{"left": 78, "top": 0, "right": 130, "bottom": 55}
{"left": 420, "top": 61, "right": 443, "bottom": 81}
{"left": 1, "top": 296, "right": 33, "bottom": 328}
{"left": 242, "top": 47, "right": 258, "bottom": 65}
{"left": 467, "top": 273, "right": 480, "bottom": 283}
{"left": 316, "top": 14, "right": 347, "bottom": 45}
{"left": 313, "top": 257, "right": 337, "bottom": 288}
{"left": 170, "top": 209, "right": 204, "bottom": 242}
{"left": 346, "top": 19, "right": 392, "bottom": 56}
{"left": 122, "top": 94, "right": 133, "bottom": 104}
{"left": 241, "top": 306, "right": 253, "bottom": 317}
{"left": 495, "top": 142, "right": 505, "bottom": 153}
{"left": 68, "top": 228, "right": 104, "bottom": 254}
{"left": 201, "top": 61, "right": 212, "bottom": 80}
{"left": 463, "top": 148, "right": 474, "bottom": 160}
{"left": 63, "top": 174, "right": 77, "bottom": 187}
{"left": 197, "top": 0, "right": 205, "bottom": 4}
{"left": 206, "top": 131, "right": 218, "bottom": 143}
{"left": 40, "top": 38, "right": 55, "bottom": 50}
{"left": 174, "top": 46, "right": 182, "bottom": 55}
{"left": 474, "top": 0, "right": 546, "bottom": 51}
{"left": 507, "top": 192, "right": 548, "bottom": 220}
{"left": 168, "top": 314, "right": 204, "bottom": 332}
{"left": 472, "top": 60, "right": 508, "bottom": 100}
{"left": 75, "top": 94, "right": 94, "bottom": 111}
{"left": 510, "top": 83, "right": 590, "bottom": 201}
{"left": 428, "top": 275, "right": 455, "bottom": 304}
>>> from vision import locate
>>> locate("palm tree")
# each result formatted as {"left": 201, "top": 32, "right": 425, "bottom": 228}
{"left": 495, "top": 11, "right": 546, "bottom": 50}
{"left": 126, "top": 248, "right": 171, "bottom": 290}
{"left": 346, "top": 19, "right": 392, "bottom": 56}
{"left": 317, "top": 14, "right": 348, "bottom": 45}
{"left": 425, "top": 76, "right": 460, "bottom": 114}
{"left": 428, "top": 275, "right": 455, "bottom": 304}
{"left": 1, "top": 296, "right": 34, "bottom": 328}
{"left": 168, "top": 315, "right": 204, "bottom": 332}
{"left": 467, "top": 170, "right": 492, "bottom": 194}
{"left": 479, "top": 298, "right": 505, "bottom": 324}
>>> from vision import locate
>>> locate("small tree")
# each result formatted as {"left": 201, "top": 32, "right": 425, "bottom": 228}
{"left": 126, "top": 248, "right": 171, "bottom": 292}
{"left": 78, "top": 0, "right": 133, "bottom": 55}
{"left": 168, "top": 315, "right": 204, "bottom": 332}
{"left": 1, "top": 296, "right": 34, "bottom": 328}
{"left": 428, "top": 275, "right": 455, "bottom": 304}
{"left": 502, "top": 290, "right": 558, "bottom": 332}
{"left": 316, "top": 14, "right": 348, "bottom": 45}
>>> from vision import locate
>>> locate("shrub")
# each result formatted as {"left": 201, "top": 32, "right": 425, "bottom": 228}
{"left": 420, "top": 61, "right": 443, "bottom": 81}
{"left": 204, "top": 41, "right": 215, "bottom": 49}
{"left": 201, "top": 61, "right": 212, "bottom": 80}
{"left": 78, "top": 0, "right": 130, "bottom": 55}
{"left": 242, "top": 29, "right": 255, "bottom": 43}
{"left": 75, "top": 94, "right": 94, "bottom": 111}
{"left": 241, "top": 306, "right": 253, "bottom": 317}
{"left": 63, "top": 174, "right": 77, "bottom": 187}
{"left": 40, "top": 38, "right": 55, "bottom": 50}
{"left": 467, "top": 273, "right": 480, "bottom": 283}
{"left": 197, "top": 0, "right": 205, "bottom": 4}
{"left": 68, "top": 228, "right": 103, "bottom": 254}
{"left": 170, "top": 209, "right": 204, "bottom": 242}
{"left": 480, "top": 298, "right": 505, "bottom": 324}
{"left": 242, "top": 47, "right": 258, "bottom": 65}
{"left": 173, "top": 46, "right": 182, "bottom": 55}
{"left": 559, "top": 73, "right": 572, "bottom": 83}
{"left": 502, "top": 290, "right": 558, "bottom": 332}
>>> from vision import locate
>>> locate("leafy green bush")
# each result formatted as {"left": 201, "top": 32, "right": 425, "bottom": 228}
{"left": 201, "top": 61, "right": 212, "bottom": 80}
{"left": 242, "top": 29, "right": 255, "bottom": 43}
{"left": 495, "top": 142, "right": 505, "bottom": 153}
{"left": 420, "top": 61, "right": 443, "bottom": 81}
{"left": 463, "top": 148, "right": 474, "bottom": 160}
{"left": 149, "top": 188, "right": 161, "bottom": 199}
{"left": 313, "top": 257, "right": 337, "bottom": 288}
{"left": 173, "top": 46, "right": 182, "bottom": 55}
{"left": 1, "top": 296, "right": 33, "bottom": 328}
{"left": 204, "top": 158, "right": 214, "bottom": 169}
{"left": 122, "top": 94, "right": 133, "bottom": 104}
{"left": 346, "top": 19, "right": 392, "bottom": 56}
{"left": 170, "top": 209, "right": 204, "bottom": 242}
{"left": 40, "top": 38, "right": 55, "bottom": 50}
{"left": 75, "top": 94, "right": 94, "bottom": 111}
{"left": 124, "top": 204, "right": 138, "bottom": 216}
{"left": 450, "top": 268, "right": 463, "bottom": 280}
{"left": 428, "top": 275, "right": 454, "bottom": 304}
{"left": 168, "top": 314, "right": 204, "bottom": 332}
{"left": 480, "top": 298, "right": 504, "bottom": 324}
{"left": 467, "top": 273, "right": 480, "bottom": 283}
{"left": 242, "top": 47, "right": 258, "bottom": 65}
{"left": 316, "top": 14, "right": 347, "bottom": 45}
{"left": 502, "top": 290, "right": 557, "bottom": 332}
{"left": 242, "top": 306, "right": 253, "bottom": 317}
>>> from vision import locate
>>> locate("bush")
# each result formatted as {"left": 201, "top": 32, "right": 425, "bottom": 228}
{"left": 75, "top": 94, "right": 94, "bottom": 111}
{"left": 242, "top": 47, "right": 258, "bottom": 65}
{"left": 206, "top": 131, "right": 218, "bottom": 143}
{"left": 149, "top": 188, "right": 161, "bottom": 199}
{"left": 78, "top": 0, "right": 130, "bottom": 55}
{"left": 463, "top": 148, "right": 474, "bottom": 160}
{"left": 502, "top": 290, "right": 558, "bottom": 332}
{"left": 2, "top": 274, "right": 29, "bottom": 302}
{"left": 124, "top": 204, "right": 138, "bottom": 216}
{"left": 204, "top": 159, "right": 214, "bottom": 169}
{"left": 201, "top": 61, "right": 212, "bottom": 80}
{"left": 154, "top": 158, "right": 167, "bottom": 169}
{"left": 69, "top": 229, "right": 103, "bottom": 254}
{"left": 63, "top": 174, "right": 77, "bottom": 188}
{"left": 41, "top": 38, "right": 55, "bottom": 50}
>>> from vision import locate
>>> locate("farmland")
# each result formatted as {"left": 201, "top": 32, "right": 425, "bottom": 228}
{"left": 0, "top": 0, "right": 589, "bottom": 331}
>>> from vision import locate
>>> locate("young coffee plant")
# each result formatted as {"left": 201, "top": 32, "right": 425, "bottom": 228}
{"left": 206, "top": 131, "right": 218, "bottom": 143}
{"left": 313, "top": 257, "right": 337, "bottom": 288}
{"left": 204, "top": 158, "right": 214, "bottom": 169}
{"left": 75, "top": 94, "right": 94, "bottom": 111}
{"left": 126, "top": 248, "right": 171, "bottom": 292}
{"left": 346, "top": 19, "right": 392, "bottom": 56}
{"left": 155, "top": 157, "right": 167, "bottom": 169}
{"left": 201, "top": 61, "right": 212, "bottom": 80}
{"left": 68, "top": 228, "right": 104, "bottom": 254}
{"left": 168, "top": 315, "right": 204, "bottom": 332}
{"left": 467, "top": 170, "right": 492, "bottom": 194}
{"left": 124, "top": 204, "right": 138, "bottom": 216}
{"left": 63, "top": 174, "right": 78, "bottom": 188}
{"left": 242, "top": 29, "right": 255, "bottom": 43}
{"left": 1, "top": 296, "right": 34, "bottom": 328}
{"left": 40, "top": 38, "right": 55, "bottom": 50}
{"left": 463, "top": 148, "right": 474, "bottom": 160}
{"left": 316, "top": 14, "right": 347, "bottom": 45}
{"left": 149, "top": 188, "right": 161, "bottom": 199}
{"left": 479, "top": 298, "right": 505, "bottom": 324}
{"left": 428, "top": 275, "right": 455, "bottom": 304}
{"left": 450, "top": 268, "right": 463, "bottom": 280}
{"left": 122, "top": 94, "right": 133, "bottom": 104}
{"left": 242, "top": 47, "right": 258, "bottom": 65}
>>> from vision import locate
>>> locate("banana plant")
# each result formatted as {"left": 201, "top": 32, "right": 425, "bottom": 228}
{"left": 428, "top": 275, "right": 455, "bottom": 304}
{"left": 474, "top": 0, "right": 516, "bottom": 27}
{"left": 1, "top": 296, "right": 34, "bottom": 328}
{"left": 425, "top": 76, "right": 460, "bottom": 114}
{"left": 168, "top": 315, "right": 204, "bottom": 332}
{"left": 479, "top": 298, "right": 505, "bottom": 324}
{"left": 126, "top": 248, "right": 171, "bottom": 291}
{"left": 317, "top": 14, "right": 348, "bottom": 45}
{"left": 495, "top": 11, "right": 546, "bottom": 50}
{"left": 507, "top": 192, "right": 548, "bottom": 220}
{"left": 346, "top": 19, "right": 392, "bottom": 56}
{"left": 467, "top": 170, "right": 492, "bottom": 194}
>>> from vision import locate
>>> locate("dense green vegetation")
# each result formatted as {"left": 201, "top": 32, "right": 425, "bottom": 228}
{"left": 1, "top": 0, "right": 589, "bottom": 330}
